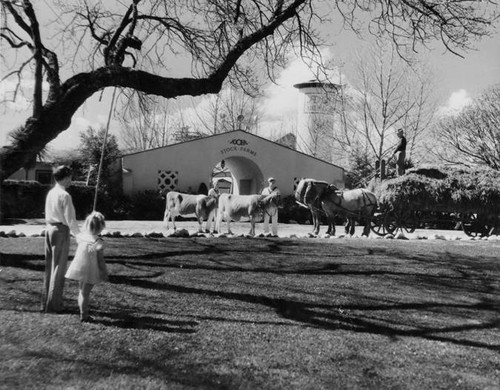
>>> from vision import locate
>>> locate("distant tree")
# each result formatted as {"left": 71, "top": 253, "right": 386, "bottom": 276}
{"left": 79, "top": 127, "right": 121, "bottom": 191}
{"left": 49, "top": 149, "right": 86, "bottom": 182}
{"left": 434, "top": 84, "right": 500, "bottom": 170}
{"left": 344, "top": 147, "right": 373, "bottom": 189}
{"left": 118, "top": 92, "right": 174, "bottom": 152}
{"left": 334, "top": 41, "right": 436, "bottom": 179}
{"left": 194, "top": 86, "right": 262, "bottom": 135}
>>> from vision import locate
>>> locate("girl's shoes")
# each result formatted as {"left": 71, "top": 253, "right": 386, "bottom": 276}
{"left": 80, "top": 316, "right": 94, "bottom": 323}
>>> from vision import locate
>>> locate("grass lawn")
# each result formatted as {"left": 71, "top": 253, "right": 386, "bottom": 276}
{"left": 1, "top": 236, "right": 500, "bottom": 389}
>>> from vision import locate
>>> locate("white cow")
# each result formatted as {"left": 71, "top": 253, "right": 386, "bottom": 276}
{"left": 216, "top": 193, "right": 280, "bottom": 236}
{"left": 164, "top": 191, "right": 219, "bottom": 233}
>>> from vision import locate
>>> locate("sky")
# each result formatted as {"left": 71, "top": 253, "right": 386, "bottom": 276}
{"left": 1, "top": 3, "right": 499, "bottom": 154}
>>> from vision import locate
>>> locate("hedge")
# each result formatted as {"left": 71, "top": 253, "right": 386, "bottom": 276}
{"left": 0, "top": 180, "right": 127, "bottom": 220}
{"left": 1, "top": 181, "right": 319, "bottom": 224}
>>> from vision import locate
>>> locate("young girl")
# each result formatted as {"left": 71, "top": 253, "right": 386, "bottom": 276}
{"left": 65, "top": 211, "right": 108, "bottom": 322}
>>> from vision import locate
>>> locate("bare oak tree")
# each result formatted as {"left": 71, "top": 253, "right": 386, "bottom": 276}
{"left": 333, "top": 41, "right": 437, "bottom": 178}
{"left": 120, "top": 86, "right": 262, "bottom": 152}
{"left": 434, "top": 84, "right": 500, "bottom": 170}
{"left": 194, "top": 86, "right": 262, "bottom": 135}
{"left": 0, "top": 0, "right": 497, "bottom": 180}
{"left": 119, "top": 91, "right": 175, "bottom": 152}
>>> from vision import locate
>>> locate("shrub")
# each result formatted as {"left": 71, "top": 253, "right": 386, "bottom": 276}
{"left": 279, "top": 195, "right": 311, "bottom": 224}
{"left": 0, "top": 180, "right": 126, "bottom": 221}
{"left": 126, "top": 190, "right": 165, "bottom": 220}
{"left": 1, "top": 180, "right": 49, "bottom": 219}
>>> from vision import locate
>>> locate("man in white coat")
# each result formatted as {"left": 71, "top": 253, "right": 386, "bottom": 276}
{"left": 261, "top": 177, "right": 281, "bottom": 236}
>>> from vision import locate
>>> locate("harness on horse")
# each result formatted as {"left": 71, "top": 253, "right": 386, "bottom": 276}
{"left": 296, "top": 199, "right": 323, "bottom": 215}
{"left": 329, "top": 189, "right": 377, "bottom": 219}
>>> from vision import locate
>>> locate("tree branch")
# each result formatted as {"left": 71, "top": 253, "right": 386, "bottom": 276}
{"left": 104, "top": 0, "right": 142, "bottom": 66}
{"left": 22, "top": 0, "right": 43, "bottom": 117}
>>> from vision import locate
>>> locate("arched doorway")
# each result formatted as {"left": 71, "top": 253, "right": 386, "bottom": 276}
{"left": 212, "top": 156, "right": 265, "bottom": 195}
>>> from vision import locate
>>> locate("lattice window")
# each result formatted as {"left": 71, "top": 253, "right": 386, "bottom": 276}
{"left": 158, "top": 170, "right": 178, "bottom": 193}
{"left": 293, "top": 177, "right": 302, "bottom": 192}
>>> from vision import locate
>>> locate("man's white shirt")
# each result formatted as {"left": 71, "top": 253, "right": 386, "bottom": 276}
{"left": 45, "top": 183, "right": 80, "bottom": 235}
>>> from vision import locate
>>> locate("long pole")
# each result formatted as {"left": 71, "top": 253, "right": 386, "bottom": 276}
{"left": 93, "top": 87, "right": 117, "bottom": 211}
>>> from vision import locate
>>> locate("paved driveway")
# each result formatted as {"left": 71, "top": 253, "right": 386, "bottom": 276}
{"left": 0, "top": 218, "right": 485, "bottom": 240}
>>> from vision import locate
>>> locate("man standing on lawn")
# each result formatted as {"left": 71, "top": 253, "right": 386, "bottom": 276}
{"left": 42, "top": 165, "right": 80, "bottom": 313}
{"left": 261, "top": 177, "right": 281, "bottom": 236}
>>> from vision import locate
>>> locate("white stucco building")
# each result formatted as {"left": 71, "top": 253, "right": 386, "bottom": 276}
{"left": 121, "top": 130, "right": 345, "bottom": 197}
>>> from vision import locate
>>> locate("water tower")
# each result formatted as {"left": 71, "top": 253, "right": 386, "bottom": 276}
{"left": 293, "top": 80, "right": 340, "bottom": 162}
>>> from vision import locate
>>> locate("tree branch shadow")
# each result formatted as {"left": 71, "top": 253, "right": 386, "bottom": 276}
{"left": 111, "top": 275, "right": 500, "bottom": 352}
{"left": 92, "top": 310, "right": 199, "bottom": 333}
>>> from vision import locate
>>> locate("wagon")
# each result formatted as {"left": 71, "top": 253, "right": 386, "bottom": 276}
{"left": 368, "top": 166, "right": 500, "bottom": 237}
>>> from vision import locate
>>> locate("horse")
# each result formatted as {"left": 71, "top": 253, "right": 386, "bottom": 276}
{"left": 321, "top": 185, "right": 378, "bottom": 236}
{"left": 294, "top": 178, "right": 333, "bottom": 235}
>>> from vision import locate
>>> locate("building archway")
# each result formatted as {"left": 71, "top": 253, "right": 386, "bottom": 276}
{"left": 213, "top": 156, "right": 265, "bottom": 195}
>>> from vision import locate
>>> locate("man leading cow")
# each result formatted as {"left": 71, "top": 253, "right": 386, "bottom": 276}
{"left": 216, "top": 189, "right": 280, "bottom": 236}
{"left": 261, "top": 177, "right": 281, "bottom": 236}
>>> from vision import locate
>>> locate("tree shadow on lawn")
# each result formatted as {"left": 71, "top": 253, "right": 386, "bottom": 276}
{"left": 104, "top": 237, "right": 370, "bottom": 262}
{"left": 0, "top": 249, "right": 460, "bottom": 279}
{"left": 0, "top": 253, "right": 45, "bottom": 271}
{"left": 110, "top": 275, "right": 500, "bottom": 352}
{"left": 92, "top": 310, "right": 199, "bottom": 333}
{"left": 4, "top": 240, "right": 500, "bottom": 345}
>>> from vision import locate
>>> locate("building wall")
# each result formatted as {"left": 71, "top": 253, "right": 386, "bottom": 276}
{"left": 8, "top": 162, "right": 53, "bottom": 184}
{"left": 121, "top": 130, "right": 345, "bottom": 197}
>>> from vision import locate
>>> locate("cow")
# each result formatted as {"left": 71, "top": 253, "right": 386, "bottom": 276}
{"left": 216, "top": 192, "right": 280, "bottom": 236}
{"left": 164, "top": 191, "right": 219, "bottom": 233}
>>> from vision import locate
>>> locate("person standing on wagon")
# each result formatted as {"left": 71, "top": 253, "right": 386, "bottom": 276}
{"left": 392, "top": 128, "right": 407, "bottom": 176}
{"left": 42, "top": 165, "right": 80, "bottom": 313}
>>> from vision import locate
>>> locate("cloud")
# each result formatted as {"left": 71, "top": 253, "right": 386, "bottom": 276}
{"left": 0, "top": 80, "right": 31, "bottom": 112}
{"left": 258, "top": 49, "right": 345, "bottom": 137}
{"left": 261, "top": 59, "right": 317, "bottom": 118}
{"left": 47, "top": 115, "right": 119, "bottom": 151}
{"left": 438, "top": 89, "right": 473, "bottom": 116}
{"left": 0, "top": 78, "right": 52, "bottom": 112}
{"left": 121, "top": 49, "right": 347, "bottom": 142}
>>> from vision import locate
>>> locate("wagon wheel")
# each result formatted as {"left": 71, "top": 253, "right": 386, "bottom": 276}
{"left": 382, "top": 210, "right": 398, "bottom": 235}
{"left": 402, "top": 209, "right": 419, "bottom": 233}
{"left": 461, "top": 213, "right": 494, "bottom": 237}
{"left": 370, "top": 211, "right": 390, "bottom": 236}
{"left": 383, "top": 208, "right": 418, "bottom": 234}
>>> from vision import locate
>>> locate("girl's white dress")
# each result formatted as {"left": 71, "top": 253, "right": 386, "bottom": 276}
{"left": 65, "top": 233, "right": 108, "bottom": 284}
